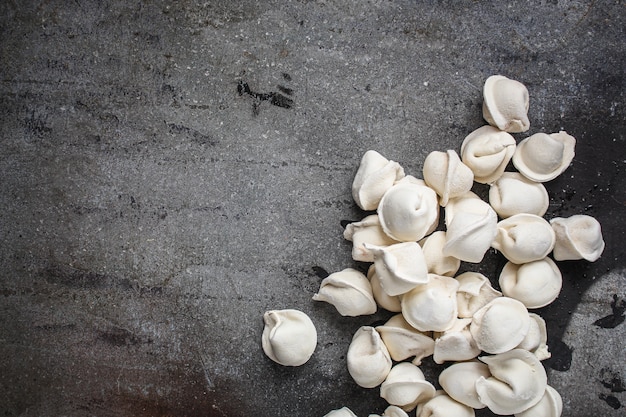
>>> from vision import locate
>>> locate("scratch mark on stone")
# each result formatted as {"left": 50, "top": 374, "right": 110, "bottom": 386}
{"left": 198, "top": 350, "right": 215, "bottom": 391}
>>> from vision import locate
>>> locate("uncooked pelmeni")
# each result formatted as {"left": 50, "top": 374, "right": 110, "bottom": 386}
{"left": 262, "top": 309, "right": 317, "bottom": 366}
{"left": 365, "top": 242, "right": 429, "bottom": 296}
{"left": 433, "top": 318, "right": 480, "bottom": 364}
{"left": 439, "top": 360, "right": 490, "bottom": 409}
{"left": 515, "top": 385, "right": 563, "bottom": 417}
{"left": 460, "top": 125, "right": 516, "bottom": 184}
{"left": 312, "top": 268, "right": 377, "bottom": 316}
{"left": 352, "top": 150, "right": 406, "bottom": 210}
{"left": 415, "top": 391, "right": 476, "bottom": 417}
{"left": 324, "top": 407, "right": 358, "bottom": 417}
{"left": 470, "top": 297, "right": 531, "bottom": 354}
{"left": 492, "top": 214, "right": 556, "bottom": 264}
{"left": 401, "top": 275, "right": 459, "bottom": 332}
{"left": 499, "top": 258, "right": 562, "bottom": 309}
{"left": 482, "top": 75, "right": 530, "bottom": 133}
{"left": 419, "top": 231, "right": 461, "bottom": 277}
{"left": 476, "top": 349, "right": 548, "bottom": 415}
{"left": 368, "top": 265, "right": 402, "bottom": 313}
{"left": 550, "top": 214, "right": 605, "bottom": 261}
{"left": 443, "top": 191, "right": 498, "bottom": 263}
{"left": 512, "top": 131, "right": 576, "bottom": 182}
{"left": 376, "top": 313, "right": 435, "bottom": 365}
{"left": 344, "top": 215, "right": 399, "bottom": 262}
{"left": 489, "top": 172, "right": 549, "bottom": 218}
{"left": 455, "top": 271, "right": 502, "bottom": 318}
{"left": 516, "top": 313, "right": 551, "bottom": 361}
{"left": 380, "top": 362, "right": 436, "bottom": 411}
{"left": 422, "top": 150, "right": 474, "bottom": 206}
{"left": 347, "top": 326, "right": 393, "bottom": 388}
{"left": 368, "top": 406, "right": 410, "bottom": 417}
{"left": 377, "top": 176, "right": 439, "bottom": 242}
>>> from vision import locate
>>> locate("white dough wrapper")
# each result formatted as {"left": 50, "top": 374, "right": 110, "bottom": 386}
{"left": 376, "top": 313, "right": 434, "bottom": 365}
{"left": 455, "top": 271, "right": 502, "bottom": 318}
{"left": 419, "top": 231, "right": 461, "bottom": 277}
{"left": 489, "top": 172, "right": 549, "bottom": 218}
{"left": 512, "top": 131, "right": 575, "bottom": 183}
{"left": 368, "top": 406, "right": 410, "bottom": 417}
{"left": 550, "top": 214, "right": 605, "bottom": 261}
{"left": 415, "top": 390, "right": 476, "bottom": 417}
{"left": 476, "top": 349, "right": 548, "bottom": 415}
{"left": 433, "top": 318, "right": 481, "bottom": 364}
{"left": 482, "top": 74, "right": 530, "bottom": 133}
{"left": 324, "top": 407, "right": 358, "bottom": 417}
{"left": 401, "top": 275, "right": 459, "bottom": 332}
{"left": 492, "top": 214, "right": 556, "bottom": 264}
{"left": 380, "top": 362, "right": 436, "bottom": 412}
{"left": 499, "top": 258, "right": 562, "bottom": 309}
{"left": 422, "top": 149, "right": 474, "bottom": 206}
{"left": 514, "top": 386, "right": 563, "bottom": 417}
{"left": 344, "top": 214, "right": 400, "bottom": 262}
{"left": 377, "top": 176, "right": 439, "bottom": 242}
{"left": 312, "top": 268, "right": 377, "bottom": 316}
{"left": 439, "top": 360, "right": 490, "bottom": 409}
{"left": 460, "top": 125, "right": 516, "bottom": 184}
{"left": 516, "top": 313, "right": 551, "bottom": 360}
{"left": 470, "top": 297, "right": 531, "bottom": 354}
{"left": 262, "top": 309, "right": 317, "bottom": 366}
{"left": 365, "top": 242, "right": 429, "bottom": 296}
{"left": 368, "top": 265, "right": 402, "bottom": 313}
{"left": 443, "top": 191, "right": 498, "bottom": 263}
{"left": 352, "top": 150, "right": 405, "bottom": 210}
{"left": 347, "top": 326, "right": 393, "bottom": 388}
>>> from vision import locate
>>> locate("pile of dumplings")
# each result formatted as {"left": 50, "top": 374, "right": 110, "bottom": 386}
{"left": 262, "top": 75, "right": 605, "bottom": 417}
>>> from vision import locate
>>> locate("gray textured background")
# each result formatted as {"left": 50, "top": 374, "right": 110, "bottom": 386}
{"left": 1, "top": 1, "right": 624, "bottom": 416}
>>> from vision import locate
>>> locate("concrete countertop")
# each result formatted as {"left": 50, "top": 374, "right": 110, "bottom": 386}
{"left": 1, "top": 1, "right": 624, "bottom": 416}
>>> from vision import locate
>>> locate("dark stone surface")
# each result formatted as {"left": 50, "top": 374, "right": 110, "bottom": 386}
{"left": 1, "top": 1, "right": 624, "bottom": 416}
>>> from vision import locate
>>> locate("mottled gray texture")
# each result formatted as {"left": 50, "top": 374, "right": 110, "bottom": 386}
{"left": 0, "top": 1, "right": 624, "bottom": 416}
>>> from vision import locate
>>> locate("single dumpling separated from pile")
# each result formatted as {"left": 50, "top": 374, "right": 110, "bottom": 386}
{"left": 489, "top": 172, "right": 549, "bottom": 218}
{"left": 460, "top": 125, "right": 516, "bottom": 184}
{"left": 455, "top": 271, "right": 502, "bottom": 318}
{"left": 482, "top": 74, "right": 530, "bottom": 133}
{"left": 380, "top": 362, "right": 436, "bottom": 411}
{"left": 365, "top": 242, "right": 429, "bottom": 296}
{"left": 419, "top": 231, "right": 461, "bottom": 277}
{"left": 352, "top": 150, "right": 406, "bottom": 210}
{"left": 491, "top": 214, "right": 556, "bottom": 264}
{"left": 499, "top": 258, "right": 562, "bottom": 309}
{"left": 470, "top": 297, "right": 531, "bottom": 354}
{"left": 550, "top": 214, "right": 605, "bottom": 261}
{"left": 344, "top": 215, "right": 400, "bottom": 262}
{"left": 312, "top": 268, "right": 377, "bottom": 316}
{"left": 475, "top": 349, "right": 547, "bottom": 415}
{"left": 443, "top": 191, "right": 498, "bottom": 263}
{"left": 377, "top": 176, "right": 439, "bottom": 242}
{"left": 439, "top": 360, "right": 491, "bottom": 409}
{"left": 347, "top": 326, "right": 393, "bottom": 388}
{"left": 422, "top": 149, "right": 474, "bottom": 206}
{"left": 401, "top": 275, "right": 459, "bottom": 332}
{"left": 262, "top": 309, "right": 317, "bottom": 366}
{"left": 512, "top": 131, "right": 576, "bottom": 182}
{"left": 415, "top": 390, "right": 476, "bottom": 417}
{"left": 376, "top": 314, "right": 435, "bottom": 365}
